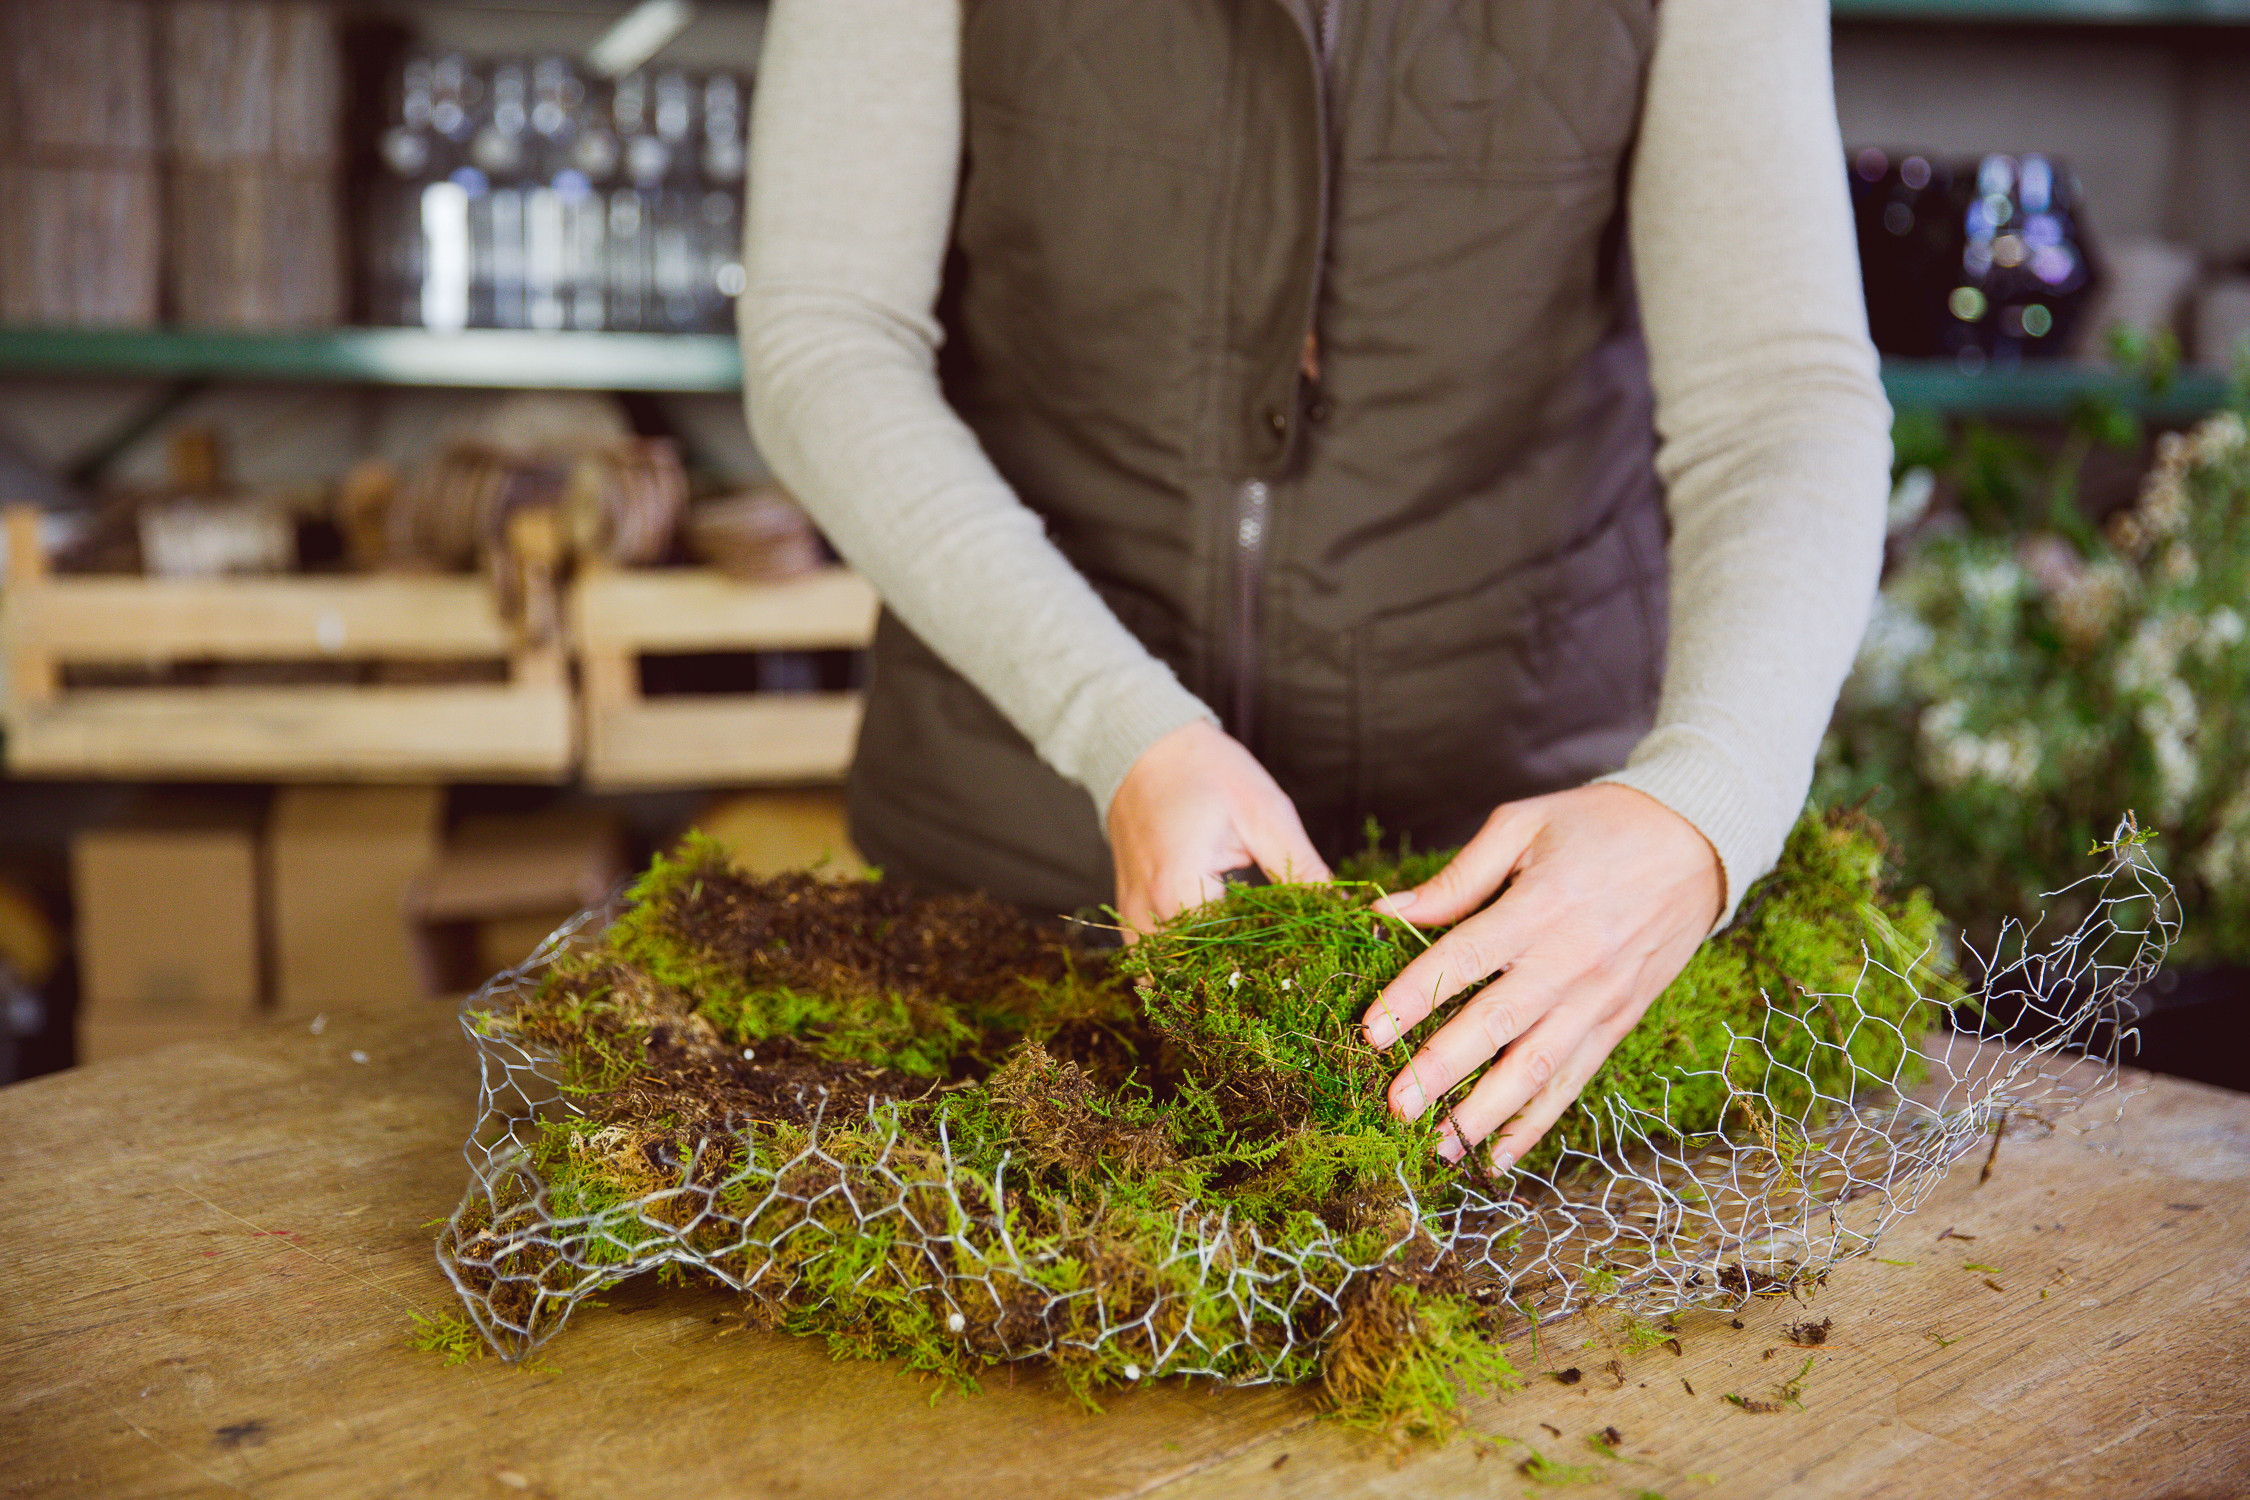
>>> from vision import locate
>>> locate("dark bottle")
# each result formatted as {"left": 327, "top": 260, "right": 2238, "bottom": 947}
{"left": 567, "top": 73, "right": 622, "bottom": 331}
{"left": 1850, "top": 147, "right": 2100, "bottom": 368}
{"left": 522, "top": 55, "right": 586, "bottom": 331}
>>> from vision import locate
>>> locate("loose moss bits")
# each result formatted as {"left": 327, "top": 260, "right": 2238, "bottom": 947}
{"left": 432, "top": 808, "right": 1953, "bottom": 1439}
{"left": 406, "top": 1311, "right": 489, "bottom": 1367}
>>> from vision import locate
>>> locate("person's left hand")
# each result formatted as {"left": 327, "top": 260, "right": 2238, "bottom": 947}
{"left": 1359, "top": 783, "right": 1724, "bottom": 1170}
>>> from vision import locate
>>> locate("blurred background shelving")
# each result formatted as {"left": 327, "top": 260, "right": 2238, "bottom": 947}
{"left": 1, "top": 0, "right": 2246, "bottom": 1087}
{"left": 0, "top": 326, "right": 743, "bottom": 391}
{"left": 1, "top": 328, "right": 2235, "bottom": 420}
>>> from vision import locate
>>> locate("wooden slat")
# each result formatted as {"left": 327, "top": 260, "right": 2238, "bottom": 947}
{"left": 583, "top": 692, "right": 861, "bottom": 788}
{"left": 571, "top": 567, "right": 878, "bottom": 653}
{"left": 1, "top": 504, "right": 59, "bottom": 708}
{"left": 3, "top": 684, "right": 573, "bottom": 779}
{"left": 8, "top": 573, "right": 518, "bottom": 662}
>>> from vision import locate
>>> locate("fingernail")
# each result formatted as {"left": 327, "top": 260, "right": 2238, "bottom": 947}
{"left": 1437, "top": 1130, "right": 1464, "bottom": 1165}
{"left": 1394, "top": 1081, "right": 1426, "bottom": 1120}
{"left": 1376, "top": 890, "right": 1418, "bottom": 915}
{"left": 1365, "top": 1014, "right": 1396, "bottom": 1048}
{"left": 1489, "top": 1143, "right": 1516, "bottom": 1173}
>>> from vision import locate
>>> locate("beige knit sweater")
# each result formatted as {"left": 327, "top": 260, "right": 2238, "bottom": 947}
{"left": 739, "top": 0, "right": 1891, "bottom": 919}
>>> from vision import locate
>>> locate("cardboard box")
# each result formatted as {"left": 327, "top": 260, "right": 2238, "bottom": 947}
{"left": 268, "top": 784, "right": 443, "bottom": 1017}
{"left": 690, "top": 788, "right": 864, "bottom": 877}
{"left": 72, "top": 803, "right": 264, "bottom": 1061}
{"left": 406, "top": 807, "right": 625, "bottom": 996}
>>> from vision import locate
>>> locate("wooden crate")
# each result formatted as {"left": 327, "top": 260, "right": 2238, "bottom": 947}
{"left": 571, "top": 566, "right": 877, "bottom": 789}
{"left": 0, "top": 505, "right": 573, "bottom": 780}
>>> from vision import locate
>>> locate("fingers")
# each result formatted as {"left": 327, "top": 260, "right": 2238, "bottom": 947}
{"left": 1382, "top": 956, "right": 1565, "bottom": 1119}
{"left": 1362, "top": 883, "right": 1545, "bottom": 1047}
{"left": 1371, "top": 801, "right": 1540, "bottom": 926}
{"left": 1423, "top": 929, "right": 1699, "bottom": 1167}
{"left": 1106, "top": 719, "right": 1335, "bottom": 943}
{"left": 1119, "top": 859, "right": 1230, "bottom": 939}
{"left": 1436, "top": 1006, "right": 1627, "bottom": 1167}
{"left": 1168, "top": 866, "right": 1231, "bottom": 923}
{"left": 1354, "top": 784, "right": 1723, "bottom": 1168}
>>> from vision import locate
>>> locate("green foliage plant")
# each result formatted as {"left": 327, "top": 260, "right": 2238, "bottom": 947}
{"left": 1824, "top": 402, "right": 2250, "bottom": 964}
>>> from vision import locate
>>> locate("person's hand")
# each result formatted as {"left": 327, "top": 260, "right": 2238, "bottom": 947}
{"left": 1107, "top": 719, "right": 1332, "bottom": 940}
{"left": 1359, "top": 783, "right": 1723, "bottom": 1170}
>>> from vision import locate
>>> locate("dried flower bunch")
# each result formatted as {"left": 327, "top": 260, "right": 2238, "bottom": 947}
{"left": 430, "top": 811, "right": 2166, "bottom": 1437}
{"left": 1826, "top": 409, "right": 2250, "bottom": 965}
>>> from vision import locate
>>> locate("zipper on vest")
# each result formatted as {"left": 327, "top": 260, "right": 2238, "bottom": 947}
{"left": 1229, "top": 478, "right": 1272, "bottom": 743}
{"left": 1306, "top": 0, "right": 1339, "bottom": 377}
{"left": 1229, "top": 2, "right": 1334, "bottom": 748}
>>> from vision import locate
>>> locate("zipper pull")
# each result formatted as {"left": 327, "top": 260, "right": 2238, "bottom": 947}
{"left": 1230, "top": 479, "right": 1272, "bottom": 740}
{"left": 1235, "top": 479, "right": 1271, "bottom": 552}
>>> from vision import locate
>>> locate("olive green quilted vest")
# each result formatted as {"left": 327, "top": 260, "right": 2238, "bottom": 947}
{"left": 851, "top": 0, "right": 1667, "bottom": 912}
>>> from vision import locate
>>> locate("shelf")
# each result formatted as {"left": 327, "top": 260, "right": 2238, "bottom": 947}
{"left": 1880, "top": 360, "right": 2234, "bottom": 419}
{"left": 0, "top": 328, "right": 2235, "bottom": 419}
{"left": 0, "top": 326, "right": 744, "bottom": 392}
{"left": 1835, "top": 0, "right": 2250, "bottom": 21}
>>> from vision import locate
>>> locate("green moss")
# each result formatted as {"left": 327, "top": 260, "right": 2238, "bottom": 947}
{"left": 1618, "top": 1317, "right": 1673, "bottom": 1356}
{"left": 1124, "top": 805, "right": 1954, "bottom": 1178}
{"left": 1321, "top": 1279, "right": 1522, "bottom": 1440}
{"left": 443, "top": 805, "right": 1952, "bottom": 1439}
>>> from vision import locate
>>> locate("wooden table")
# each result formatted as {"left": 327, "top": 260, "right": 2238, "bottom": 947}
{"left": 3, "top": 1009, "right": 2245, "bottom": 1498}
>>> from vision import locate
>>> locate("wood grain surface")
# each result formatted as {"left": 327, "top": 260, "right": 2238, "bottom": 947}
{"left": 1, "top": 1009, "right": 2243, "bottom": 1499}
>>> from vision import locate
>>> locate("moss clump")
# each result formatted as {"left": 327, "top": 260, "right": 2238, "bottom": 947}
{"left": 1123, "top": 805, "right": 1955, "bottom": 1177}
{"left": 440, "top": 808, "right": 1951, "bottom": 1438}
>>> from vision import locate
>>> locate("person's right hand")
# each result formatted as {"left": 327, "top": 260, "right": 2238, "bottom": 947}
{"left": 1105, "top": 719, "right": 1331, "bottom": 940}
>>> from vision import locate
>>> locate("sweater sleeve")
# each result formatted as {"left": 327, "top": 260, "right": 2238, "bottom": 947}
{"left": 737, "top": 0, "right": 1215, "bottom": 822}
{"left": 1594, "top": 0, "right": 1893, "bottom": 923}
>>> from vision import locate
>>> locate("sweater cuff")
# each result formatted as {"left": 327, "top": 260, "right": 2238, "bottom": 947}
{"left": 1594, "top": 726, "right": 1790, "bottom": 931}
{"left": 1069, "top": 674, "right": 1219, "bottom": 831}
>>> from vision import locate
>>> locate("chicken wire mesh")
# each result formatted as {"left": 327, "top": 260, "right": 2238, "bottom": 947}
{"left": 432, "top": 819, "right": 2173, "bottom": 1408}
